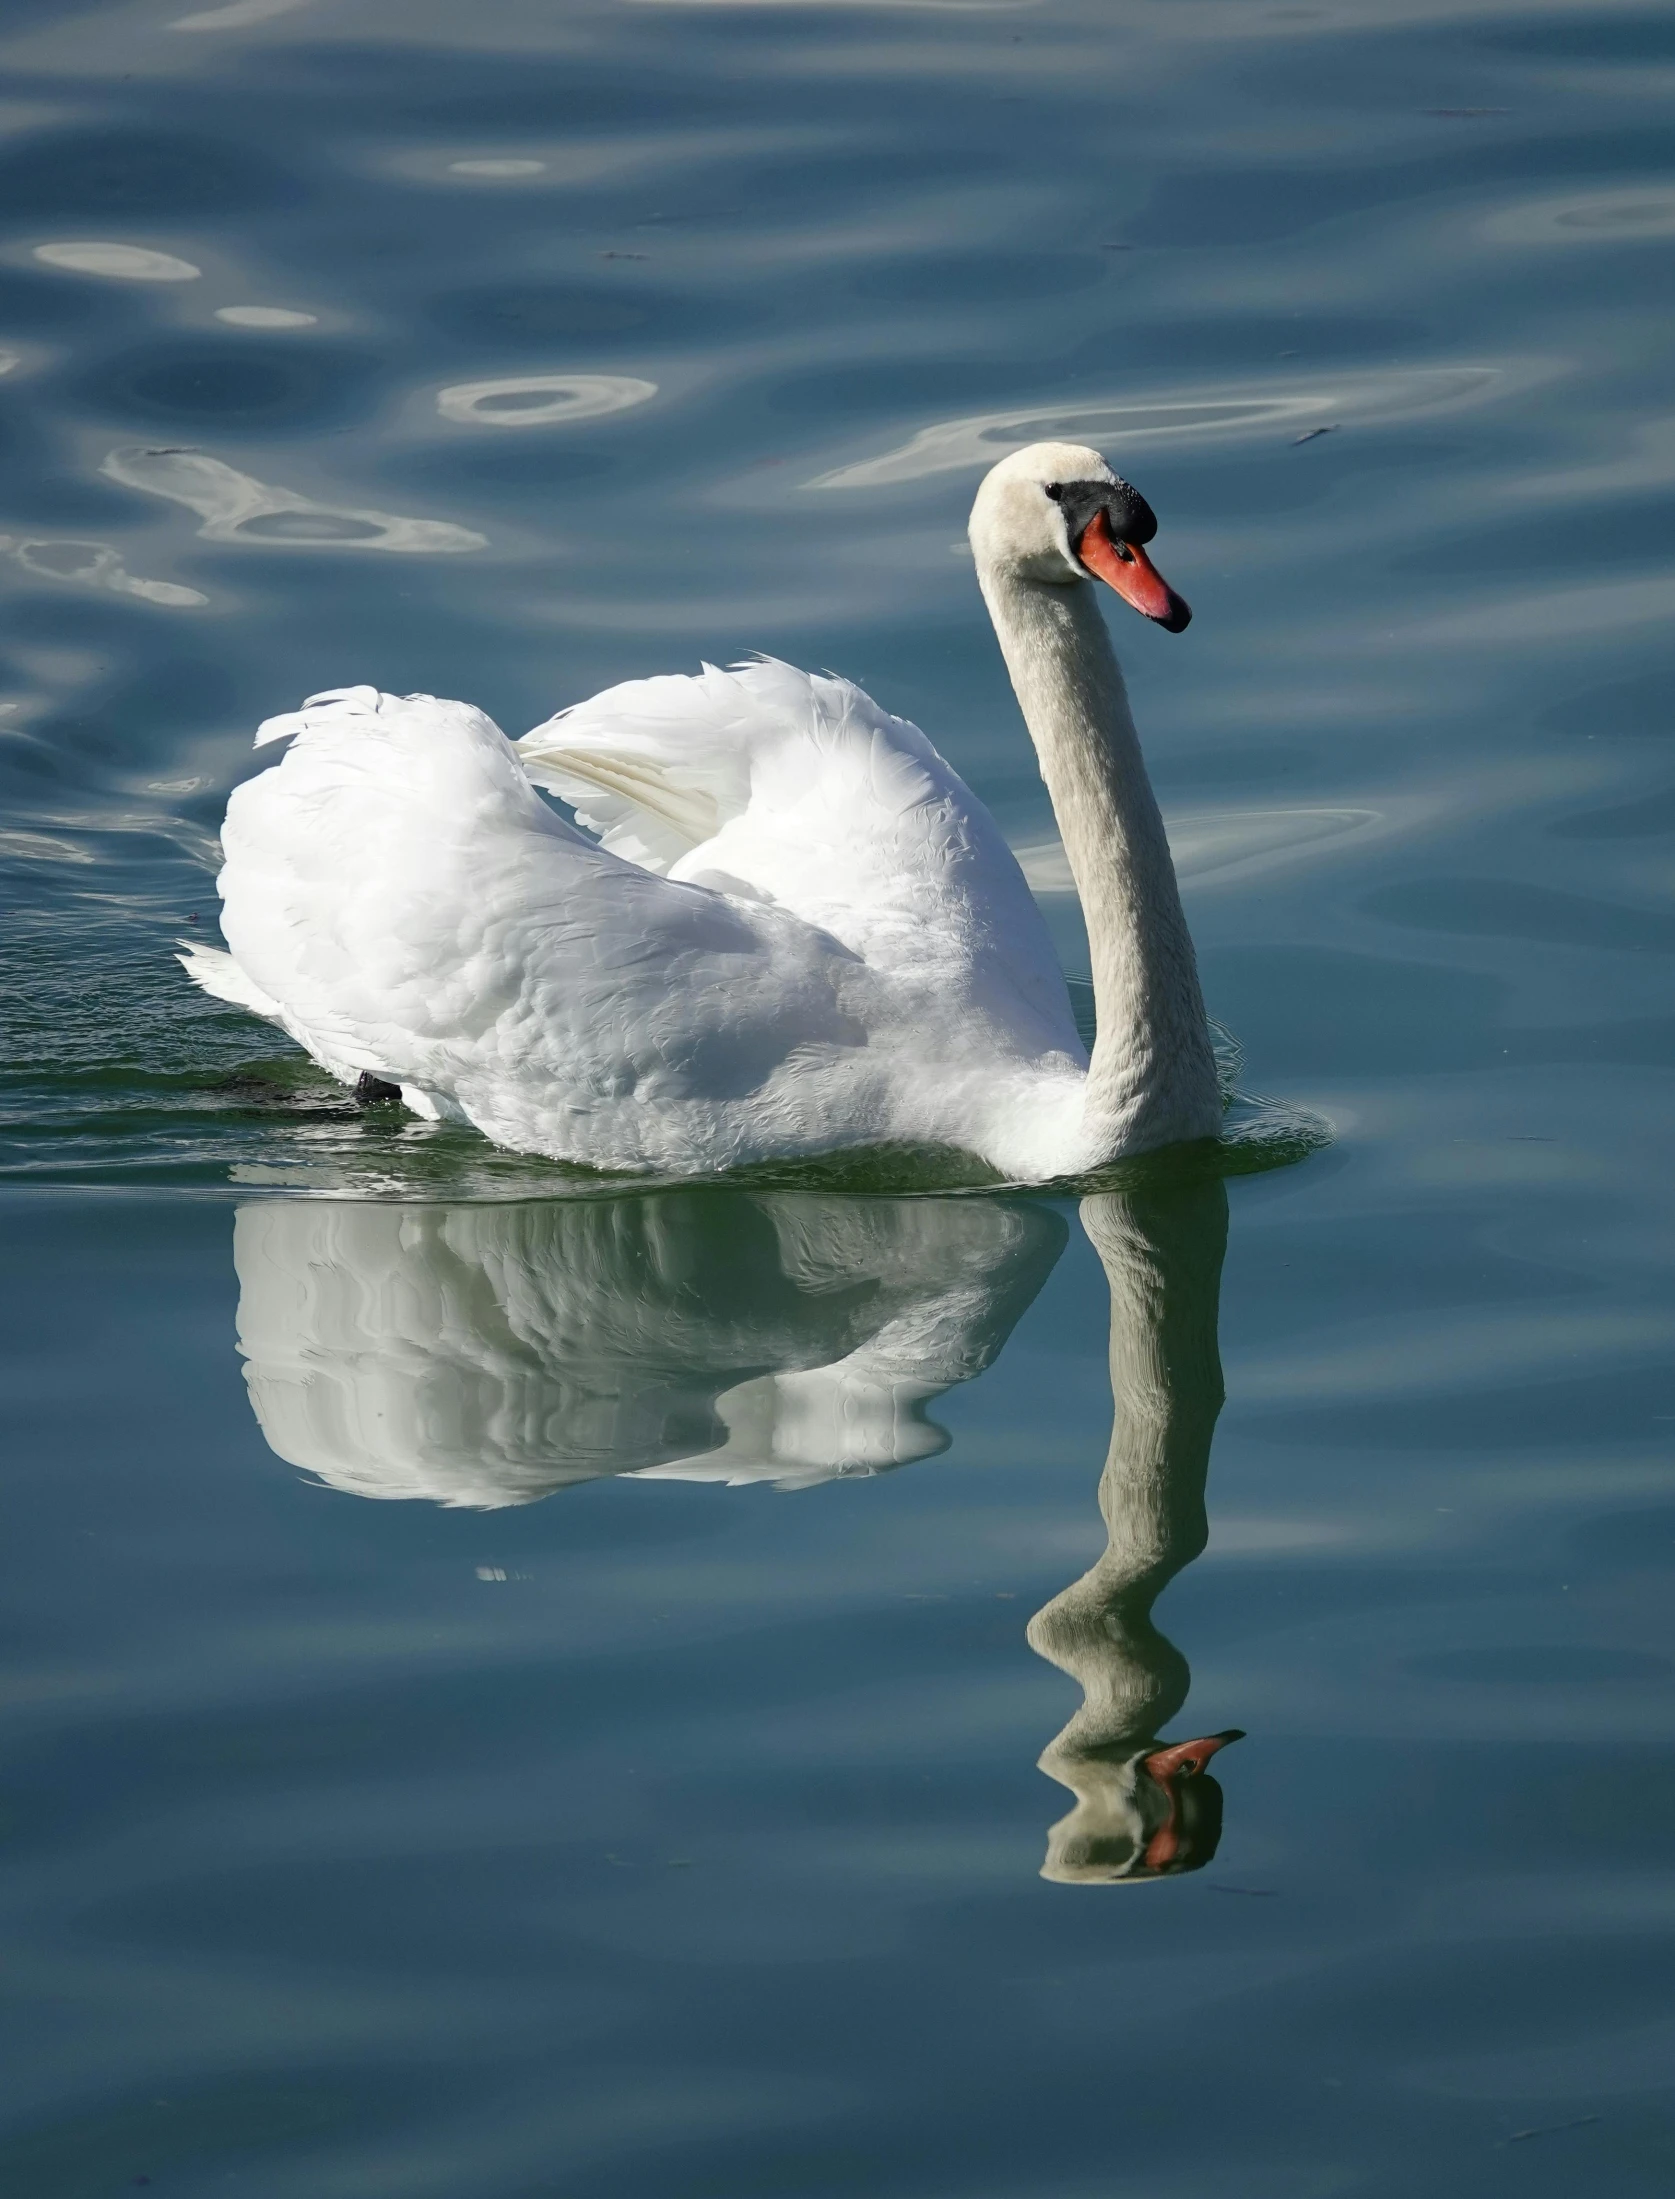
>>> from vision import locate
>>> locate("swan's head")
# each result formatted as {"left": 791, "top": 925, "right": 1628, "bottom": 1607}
{"left": 968, "top": 440, "right": 1191, "bottom": 632}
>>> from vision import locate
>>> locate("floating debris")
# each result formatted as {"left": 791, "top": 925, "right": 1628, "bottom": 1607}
{"left": 1502, "top": 2116, "right": 1602, "bottom": 2146}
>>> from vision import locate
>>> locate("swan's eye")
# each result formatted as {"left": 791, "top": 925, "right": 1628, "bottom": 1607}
{"left": 1044, "top": 483, "right": 1064, "bottom": 501}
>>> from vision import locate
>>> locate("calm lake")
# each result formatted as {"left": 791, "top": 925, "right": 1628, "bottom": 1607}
{"left": 2, "top": 0, "right": 1674, "bottom": 2193}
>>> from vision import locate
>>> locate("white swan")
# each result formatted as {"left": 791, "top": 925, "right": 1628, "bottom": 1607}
{"left": 181, "top": 442, "right": 1221, "bottom": 1181}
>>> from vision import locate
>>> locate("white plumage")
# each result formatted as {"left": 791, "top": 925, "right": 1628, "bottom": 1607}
{"left": 184, "top": 443, "right": 1222, "bottom": 1180}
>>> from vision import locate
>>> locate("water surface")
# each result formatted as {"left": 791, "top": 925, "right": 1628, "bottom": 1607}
{"left": 2, "top": 1, "right": 1674, "bottom": 2192}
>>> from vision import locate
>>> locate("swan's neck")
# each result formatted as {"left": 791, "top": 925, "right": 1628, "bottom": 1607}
{"left": 979, "top": 565, "right": 1219, "bottom": 1160}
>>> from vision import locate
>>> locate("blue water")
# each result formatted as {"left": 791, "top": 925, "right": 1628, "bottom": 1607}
{"left": 3, "top": 0, "right": 1675, "bottom": 2191}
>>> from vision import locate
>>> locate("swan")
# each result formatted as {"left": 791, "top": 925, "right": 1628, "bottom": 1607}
{"left": 181, "top": 442, "right": 1222, "bottom": 1180}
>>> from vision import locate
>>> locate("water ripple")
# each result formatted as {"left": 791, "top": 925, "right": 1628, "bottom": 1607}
{"left": 213, "top": 305, "right": 318, "bottom": 329}
{"left": 448, "top": 157, "right": 547, "bottom": 179}
{"left": 169, "top": 0, "right": 315, "bottom": 27}
{"left": 1485, "top": 183, "right": 1675, "bottom": 246}
{"left": 33, "top": 241, "right": 200, "bottom": 282}
{"left": 805, "top": 365, "right": 1510, "bottom": 488}
{"left": 5, "top": 534, "right": 206, "bottom": 608}
{"left": 101, "top": 446, "right": 487, "bottom": 554}
{"left": 435, "top": 372, "right": 657, "bottom": 429}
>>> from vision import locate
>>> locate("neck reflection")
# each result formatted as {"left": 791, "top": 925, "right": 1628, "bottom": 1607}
{"left": 1029, "top": 1181, "right": 1238, "bottom": 1884}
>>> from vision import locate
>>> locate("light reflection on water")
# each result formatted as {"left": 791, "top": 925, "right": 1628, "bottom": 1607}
{"left": 803, "top": 364, "right": 1515, "bottom": 487}
{"left": 1, "top": 0, "right": 1674, "bottom": 2189}
{"left": 102, "top": 445, "right": 489, "bottom": 555}
{"left": 435, "top": 371, "right": 659, "bottom": 426}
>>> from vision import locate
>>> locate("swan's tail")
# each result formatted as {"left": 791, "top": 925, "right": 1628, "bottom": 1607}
{"left": 176, "top": 939, "right": 286, "bottom": 1021}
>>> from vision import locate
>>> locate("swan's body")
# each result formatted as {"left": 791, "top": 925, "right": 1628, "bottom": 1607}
{"left": 184, "top": 443, "right": 1221, "bottom": 1180}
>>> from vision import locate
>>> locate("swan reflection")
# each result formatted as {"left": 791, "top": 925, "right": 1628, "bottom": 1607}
{"left": 233, "top": 1178, "right": 1238, "bottom": 1874}
{"left": 1030, "top": 1183, "right": 1239, "bottom": 1882}
{"left": 234, "top": 1192, "right": 1066, "bottom": 1503}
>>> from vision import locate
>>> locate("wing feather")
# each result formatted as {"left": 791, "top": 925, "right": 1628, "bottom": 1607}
{"left": 206, "top": 687, "right": 883, "bottom": 1167}
{"left": 192, "top": 675, "right": 1088, "bottom": 1174}
{"left": 521, "top": 657, "right": 1080, "bottom": 1057}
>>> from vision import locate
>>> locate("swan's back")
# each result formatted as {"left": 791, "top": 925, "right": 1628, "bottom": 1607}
{"left": 195, "top": 676, "right": 1090, "bottom": 1177}
{"left": 216, "top": 688, "right": 874, "bottom": 1168}
{"left": 521, "top": 658, "right": 1078, "bottom": 1056}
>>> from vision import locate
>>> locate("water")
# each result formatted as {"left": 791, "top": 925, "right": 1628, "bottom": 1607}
{"left": 2, "top": 0, "right": 1674, "bottom": 2190}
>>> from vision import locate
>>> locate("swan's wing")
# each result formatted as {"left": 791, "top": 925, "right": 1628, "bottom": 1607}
{"left": 210, "top": 687, "right": 875, "bottom": 1168}
{"left": 517, "top": 664, "right": 747, "bottom": 875}
{"left": 519, "top": 658, "right": 1081, "bottom": 1058}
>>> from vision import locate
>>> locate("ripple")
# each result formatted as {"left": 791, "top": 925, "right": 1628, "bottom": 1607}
{"left": 1234, "top": 1307, "right": 1675, "bottom": 1405}
{"left": 435, "top": 372, "right": 658, "bottom": 428}
{"left": 1511, "top": 414, "right": 1675, "bottom": 506}
{"left": 447, "top": 158, "right": 547, "bottom": 179}
{"left": 1485, "top": 184, "right": 1675, "bottom": 247}
{"left": 33, "top": 241, "right": 200, "bottom": 283}
{"left": 170, "top": 0, "right": 315, "bottom": 25}
{"left": 1408, "top": 1646, "right": 1672, "bottom": 1686}
{"left": 0, "top": 828, "right": 96, "bottom": 865}
{"left": 3, "top": 534, "right": 206, "bottom": 608}
{"left": 1409, "top": 570, "right": 1675, "bottom": 646}
{"left": 1363, "top": 877, "right": 1675, "bottom": 955}
{"left": 620, "top": 0, "right": 1036, "bottom": 8}
{"left": 100, "top": 448, "right": 486, "bottom": 555}
{"left": 1016, "top": 808, "right": 1379, "bottom": 895}
{"left": 213, "top": 305, "right": 319, "bottom": 329}
{"left": 806, "top": 365, "right": 1507, "bottom": 488}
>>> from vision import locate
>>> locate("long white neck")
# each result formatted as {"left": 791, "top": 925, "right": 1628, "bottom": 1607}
{"left": 978, "top": 564, "right": 1221, "bottom": 1164}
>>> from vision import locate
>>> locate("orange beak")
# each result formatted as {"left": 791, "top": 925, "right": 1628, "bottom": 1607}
{"left": 1076, "top": 506, "right": 1192, "bottom": 632}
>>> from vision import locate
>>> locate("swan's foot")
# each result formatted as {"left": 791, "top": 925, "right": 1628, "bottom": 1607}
{"left": 353, "top": 1071, "right": 402, "bottom": 1107}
